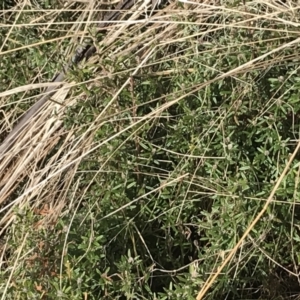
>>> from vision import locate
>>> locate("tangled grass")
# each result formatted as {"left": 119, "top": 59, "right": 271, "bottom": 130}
{"left": 1, "top": 0, "right": 300, "bottom": 299}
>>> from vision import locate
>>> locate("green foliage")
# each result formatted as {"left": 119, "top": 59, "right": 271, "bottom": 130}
{"left": 2, "top": 1, "right": 300, "bottom": 299}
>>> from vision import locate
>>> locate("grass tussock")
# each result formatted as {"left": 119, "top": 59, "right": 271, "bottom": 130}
{"left": 1, "top": 0, "right": 300, "bottom": 299}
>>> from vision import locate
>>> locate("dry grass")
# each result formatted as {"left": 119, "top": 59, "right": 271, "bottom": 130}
{"left": 1, "top": 0, "right": 300, "bottom": 299}
{"left": 0, "top": 0, "right": 205, "bottom": 234}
